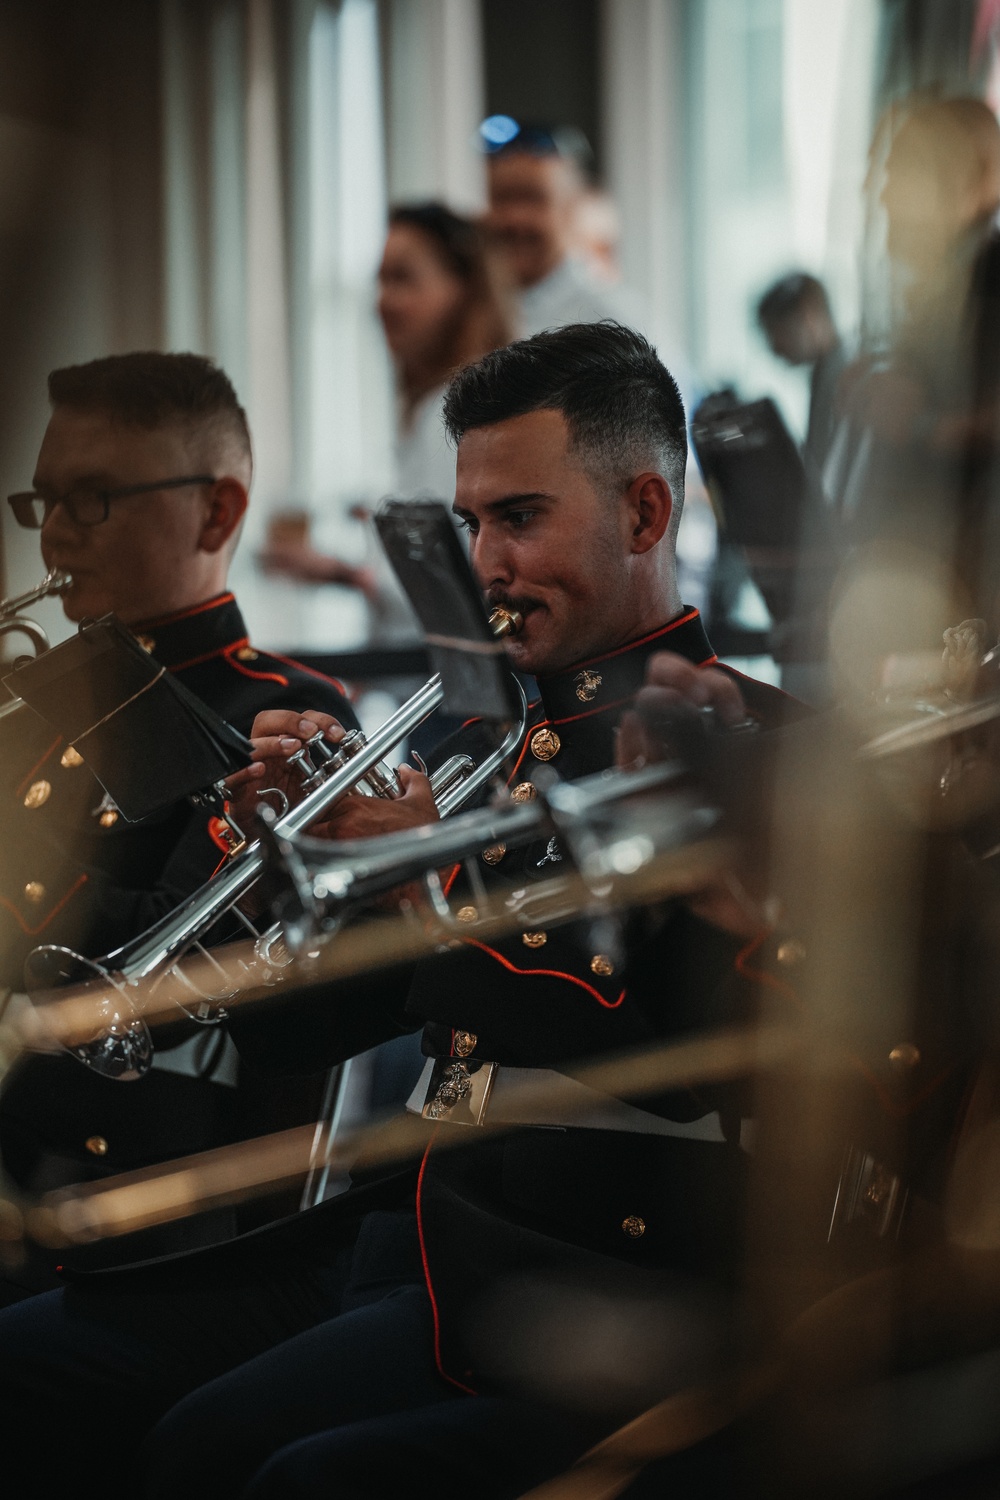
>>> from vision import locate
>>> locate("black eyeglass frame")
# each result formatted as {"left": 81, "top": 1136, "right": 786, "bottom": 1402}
{"left": 7, "top": 474, "right": 218, "bottom": 529}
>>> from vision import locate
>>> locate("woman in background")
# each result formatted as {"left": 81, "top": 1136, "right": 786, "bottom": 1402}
{"left": 262, "top": 201, "right": 513, "bottom": 589}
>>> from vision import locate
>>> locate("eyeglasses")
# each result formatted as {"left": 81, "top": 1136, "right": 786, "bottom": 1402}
{"left": 7, "top": 474, "right": 217, "bottom": 529}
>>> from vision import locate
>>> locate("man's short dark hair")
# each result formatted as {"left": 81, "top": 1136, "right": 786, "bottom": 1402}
{"left": 756, "top": 272, "right": 829, "bottom": 330}
{"left": 48, "top": 352, "right": 251, "bottom": 463}
{"left": 443, "top": 322, "right": 687, "bottom": 519}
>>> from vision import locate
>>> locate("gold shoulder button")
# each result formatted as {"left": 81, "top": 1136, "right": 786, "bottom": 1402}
{"left": 622, "top": 1215, "right": 646, "bottom": 1238}
{"left": 236, "top": 646, "right": 259, "bottom": 662}
{"left": 889, "top": 1043, "right": 921, "bottom": 1071}
{"left": 60, "top": 746, "right": 84, "bottom": 769}
{"left": 590, "top": 954, "right": 615, "bottom": 977}
{"left": 456, "top": 905, "right": 478, "bottom": 923}
{"left": 776, "top": 938, "right": 806, "bottom": 967}
{"left": 530, "top": 728, "right": 560, "bottom": 761}
{"left": 85, "top": 1135, "right": 108, "bottom": 1156}
{"left": 522, "top": 930, "right": 547, "bottom": 949}
{"left": 23, "top": 779, "right": 51, "bottom": 809}
{"left": 23, "top": 881, "right": 45, "bottom": 903}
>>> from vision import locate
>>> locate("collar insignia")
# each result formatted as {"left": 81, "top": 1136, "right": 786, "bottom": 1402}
{"left": 574, "top": 668, "right": 602, "bottom": 703}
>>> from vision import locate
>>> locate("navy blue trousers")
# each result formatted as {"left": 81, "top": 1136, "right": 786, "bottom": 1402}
{"left": 0, "top": 1209, "right": 601, "bottom": 1498}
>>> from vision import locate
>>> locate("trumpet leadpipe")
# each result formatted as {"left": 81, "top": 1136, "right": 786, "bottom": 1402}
{"left": 488, "top": 605, "right": 522, "bottom": 638}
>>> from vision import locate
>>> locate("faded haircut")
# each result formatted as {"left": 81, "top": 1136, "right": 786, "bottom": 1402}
{"left": 442, "top": 322, "right": 687, "bottom": 526}
{"left": 48, "top": 351, "right": 252, "bottom": 471}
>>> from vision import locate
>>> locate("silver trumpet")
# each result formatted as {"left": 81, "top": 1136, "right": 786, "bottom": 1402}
{"left": 25, "top": 606, "right": 527, "bottom": 1080}
{"left": 270, "top": 759, "right": 718, "bottom": 963}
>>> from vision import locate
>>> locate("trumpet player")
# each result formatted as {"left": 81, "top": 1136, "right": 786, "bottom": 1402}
{"left": 0, "top": 325, "right": 801, "bottom": 1497}
{"left": 0, "top": 352, "right": 355, "bottom": 1270}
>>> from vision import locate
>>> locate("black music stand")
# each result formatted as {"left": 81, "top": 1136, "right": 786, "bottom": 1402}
{"left": 4, "top": 615, "right": 253, "bottom": 821}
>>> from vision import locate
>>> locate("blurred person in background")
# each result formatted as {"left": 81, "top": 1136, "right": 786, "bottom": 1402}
{"left": 572, "top": 184, "right": 624, "bottom": 285}
{"left": 482, "top": 121, "right": 645, "bottom": 336}
{"left": 831, "top": 95, "right": 1000, "bottom": 636}
{"left": 261, "top": 203, "right": 513, "bottom": 597}
{"left": 757, "top": 271, "right": 846, "bottom": 482}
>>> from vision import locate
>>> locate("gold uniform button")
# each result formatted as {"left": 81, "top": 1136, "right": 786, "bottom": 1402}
{"left": 889, "top": 1043, "right": 921, "bottom": 1071}
{"left": 456, "top": 905, "right": 478, "bottom": 923}
{"left": 134, "top": 633, "right": 155, "bottom": 653}
{"left": 522, "top": 930, "right": 547, "bottom": 949}
{"left": 99, "top": 808, "right": 119, "bottom": 829}
{"left": 530, "top": 728, "right": 561, "bottom": 762}
{"left": 85, "top": 1135, "right": 108, "bottom": 1157}
{"left": 236, "top": 646, "right": 259, "bottom": 661}
{"left": 590, "top": 954, "right": 615, "bottom": 977}
{"left": 482, "top": 843, "right": 506, "bottom": 865}
{"left": 453, "top": 1030, "right": 477, "bottom": 1058}
{"left": 510, "top": 782, "right": 537, "bottom": 803}
{"left": 776, "top": 938, "right": 806, "bottom": 967}
{"left": 23, "top": 780, "right": 51, "bottom": 810}
{"left": 622, "top": 1215, "right": 646, "bottom": 1238}
{"left": 60, "top": 746, "right": 84, "bottom": 769}
{"left": 23, "top": 882, "right": 45, "bottom": 904}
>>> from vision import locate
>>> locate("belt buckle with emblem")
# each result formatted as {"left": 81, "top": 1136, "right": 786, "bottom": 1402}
{"left": 420, "top": 1056, "right": 497, "bottom": 1125}
{"left": 828, "top": 1144, "right": 909, "bottom": 1242}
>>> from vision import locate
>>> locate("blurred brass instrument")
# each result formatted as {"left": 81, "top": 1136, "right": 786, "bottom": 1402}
{"left": 0, "top": 568, "right": 71, "bottom": 720}
{"left": 24, "top": 604, "right": 527, "bottom": 1081}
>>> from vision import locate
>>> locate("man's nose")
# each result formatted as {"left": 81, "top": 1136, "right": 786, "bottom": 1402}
{"left": 469, "top": 526, "right": 514, "bottom": 593}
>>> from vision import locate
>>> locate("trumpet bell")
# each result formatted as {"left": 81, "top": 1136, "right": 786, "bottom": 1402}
{"left": 24, "top": 945, "right": 153, "bottom": 1081}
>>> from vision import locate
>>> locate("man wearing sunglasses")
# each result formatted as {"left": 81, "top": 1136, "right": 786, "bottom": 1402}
{"left": 0, "top": 352, "right": 354, "bottom": 1281}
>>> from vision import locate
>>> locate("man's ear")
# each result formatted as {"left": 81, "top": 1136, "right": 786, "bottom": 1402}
{"left": 625, "top": 472, "right": 672, "bottom": 554}
{"left": 199, "top": 478, "right": 248, "bottom": 554}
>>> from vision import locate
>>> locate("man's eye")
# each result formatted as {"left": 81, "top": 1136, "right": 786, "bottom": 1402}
{"left": 455, "top": 516, "right": 478, "bottom": 533}
{"left": 507, "top": 509, "right": 536, "bottom": 527}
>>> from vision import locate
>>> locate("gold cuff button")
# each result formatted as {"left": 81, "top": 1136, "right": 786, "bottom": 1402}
{"left": 530, "top": 728, "right": 561, "bottom": 762}
{"left": 622, "top": 1215, "right": 646, "bottom": 1238}
{"left": 23, "top": 882, "right": 45, "bottom": 904}
{"left": 889, "top": 1043, "right": 921, "bottom": 1071}
{"left": 590, "top": 954, "right": 615, "bottom": 977}
{"left": 453, "top": 1031, "right": 477, "bottom": 1057}
{"left": 85, "top": 1135, "right": 108, "bottom": 1156}
{"left": 776, "top": 938, "right": 806, "bottom": 967}
{"left": 23, "top": 780, "right": 51, "bottom": 809}
{"left": 522, "top": 930, "right": 547, "bottom": 948}
{"left": 456, "top": 905, "right": 478, "bottom": 923}
{"left": 482, "top": 843, "right": 506, "bottom": 865}
{"left": 510, "top": 782, "right": 537, "bottom": 803}
{"left": 60, "top": 746, "right": 84, "bottom": 769}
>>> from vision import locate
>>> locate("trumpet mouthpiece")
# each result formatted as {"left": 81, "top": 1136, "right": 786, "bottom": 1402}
{"left": 489, "top": 605, "right": 522, "bottom": 639}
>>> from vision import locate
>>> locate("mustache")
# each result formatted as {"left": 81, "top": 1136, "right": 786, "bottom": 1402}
{"left": 486, "top": 590, "right": 540, "bottom": 619}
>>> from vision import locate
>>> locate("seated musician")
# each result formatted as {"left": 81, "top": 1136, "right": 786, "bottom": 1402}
{"left": 0, "top": 353, "right": 355, "bottom": 1274}
{"left": 0, "top": 325, "right": 799, "bottom": 1496}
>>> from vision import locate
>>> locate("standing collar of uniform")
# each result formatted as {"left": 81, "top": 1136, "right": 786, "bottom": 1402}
{"left": 532, "top": 607, "right": 717, "bottom": 726}
{"left": 130, "top": 592, "right": 249, "bottom": 670}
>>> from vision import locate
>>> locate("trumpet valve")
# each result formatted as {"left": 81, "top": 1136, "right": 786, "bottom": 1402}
{"left": 489, "top": 605, "right": 522, "bottom": 638}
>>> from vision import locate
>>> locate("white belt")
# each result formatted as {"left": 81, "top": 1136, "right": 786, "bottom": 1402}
{"left": 406, "top": 1056, "right": 727, "bottom": 1141}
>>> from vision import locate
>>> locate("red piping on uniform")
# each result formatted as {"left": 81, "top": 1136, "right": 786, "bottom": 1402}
{"left": 465, "top": 938, "right": 626, "bottom": 1008}
{"left": 222, "top": 647, "right": 289, "bottom": 687}
{"left": 266, "top": 651, "right": 347, "bottom": 697}
{"left": 443, "top": 865, "right": 461, "bottom": 897}
{"left": 734, "top": 930, "right": 799, "bottom": 1005}
{"left": 168, "top": 640, "right": 248, "bottom": 673}
{"left": 16, "top": 736, "right": 62, "bottom": 799}
{"left": 137, "top": 592, "right": 236, "bottom": 629}
{"left": 416, "top": 1137, "right": 478, "bottom": 1395}
{"left": 0, "top": 874, "right": 88, "bottom": 935}
{"left": 506, "top": 725, "right": 542, "bottom": 783}
{"left": 570, "top": 609, "right": 701, "bottom": 670}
